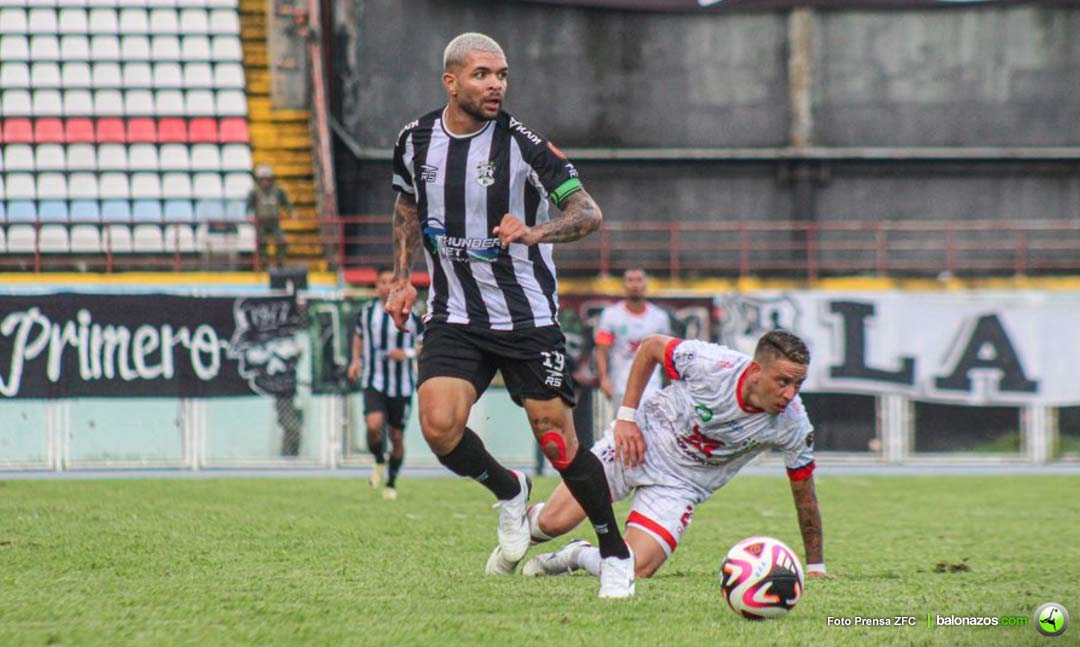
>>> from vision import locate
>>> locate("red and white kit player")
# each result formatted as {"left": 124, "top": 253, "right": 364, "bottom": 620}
{"left": 507, "top": 331, "right": 829, "bottom": 590}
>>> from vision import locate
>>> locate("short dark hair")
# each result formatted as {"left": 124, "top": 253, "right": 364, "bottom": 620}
{"left": 754, "top": 330, "right": 810, "bottom": 366}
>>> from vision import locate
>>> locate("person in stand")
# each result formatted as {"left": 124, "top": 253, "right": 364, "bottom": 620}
{"left": 245, "top": 163, "right": 295, "bottom": 269}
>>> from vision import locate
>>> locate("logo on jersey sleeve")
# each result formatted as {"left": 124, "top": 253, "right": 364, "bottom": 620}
{"left": 422, "top": 224, "right": 500, "bottom": 263}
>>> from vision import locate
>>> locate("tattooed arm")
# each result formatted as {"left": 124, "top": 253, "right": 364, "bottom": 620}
{"left": 790, "top": 474, "right": 828, "bottom": 576}
{"left": 385, "top": 192, "right": 420, "bottom": 331}
{"left": 493, "top": 189, "right": 602, "bottom": 248}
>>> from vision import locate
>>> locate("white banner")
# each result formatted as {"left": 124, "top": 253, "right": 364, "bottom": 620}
{"left": 714, "top": 291, "right": 1080, "bottom": 407}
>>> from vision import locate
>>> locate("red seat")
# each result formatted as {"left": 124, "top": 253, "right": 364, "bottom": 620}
{"left": 127, "top": 118, "right": 157, "bottom": 143}
{"left": 188, "top": 117, "right": 219, "bottom": 143}
{"left": 218, "top": 117, "right": 249, "bottom": 143}
{"left": 3, "top": 118, "right": 34, "bottom": 144}
{"left": 65, "top": 118, "right": 96, "bottom": 143}
{"left": 34, "top": 118, "right": 66, "bottom": 144}
{"left": 96, "top": 118, "right": 127, "bottom": 144}
{"left": 158, "top": 118, "right": 188, "bottom": 143}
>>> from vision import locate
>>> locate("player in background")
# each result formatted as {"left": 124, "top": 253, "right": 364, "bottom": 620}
{"left": 512, "top": 331, "right": 828, "bottom": 590}
{"left": 594, "top": 269, "right": 672, "bottom": 415}
{"left": 384, "top": 32, "right": 636, "bottom": 597}
{"left": 348, "top": 268, "right": 423, "bottom": 500}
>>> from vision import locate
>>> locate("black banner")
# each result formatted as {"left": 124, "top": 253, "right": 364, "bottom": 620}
{"left": 511, "top": 0, "right": 1076, "bottom": 11}
{"left": 0, "top": 294, "right": 303, "bottom": 399}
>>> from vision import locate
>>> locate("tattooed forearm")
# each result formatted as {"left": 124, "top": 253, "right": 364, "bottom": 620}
{"left": 791, "top": 477, "right": 824, "bottom": 564}
{"left": 533, "top": 189, "right": 602, "bottom": 244}
{"left": 392, "top": 193, "right": 420, "bottom": 280}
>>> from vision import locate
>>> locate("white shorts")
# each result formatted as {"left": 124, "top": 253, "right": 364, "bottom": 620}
{"left": 590, "top": 428, "right": 699, "bottom": 556}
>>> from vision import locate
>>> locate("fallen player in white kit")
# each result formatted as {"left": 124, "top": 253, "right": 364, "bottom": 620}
{"left": 490, "top": 330, "right": 829, "bottom": 591}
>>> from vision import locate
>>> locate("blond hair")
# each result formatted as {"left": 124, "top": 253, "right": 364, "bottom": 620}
{"left": 443, "top": 32, "right": 505, "bottom": 71}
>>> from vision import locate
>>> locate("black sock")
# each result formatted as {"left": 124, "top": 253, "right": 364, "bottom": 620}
{"left": 556, "top": 449, "right": 630, "bottom": 559}
{"left": 436, "top": 427, "right": 520, "bottom": 500}
{"left": 370, "top": 440, "right": 385, "bottom": 465}
{"left": 387, "top": 456, "right": 403, "bottom": 487}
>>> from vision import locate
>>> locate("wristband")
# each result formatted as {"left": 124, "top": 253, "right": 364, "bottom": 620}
{"left": 616, "top": 406, "right": 637, "bottom": 423}
{"left": 806, "top": 563, "right": 827, "bottom": 575}
{"left": 404, "top": 348, "right": 417, "bottom": 359}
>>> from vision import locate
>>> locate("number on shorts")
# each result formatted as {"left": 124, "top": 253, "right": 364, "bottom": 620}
{"left": 540, "top": 351, "right": 565, "bottom": 372}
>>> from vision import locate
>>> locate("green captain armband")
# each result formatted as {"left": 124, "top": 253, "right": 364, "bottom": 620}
{"left": 549, "top": 178, "right": 583, "bottom": 208}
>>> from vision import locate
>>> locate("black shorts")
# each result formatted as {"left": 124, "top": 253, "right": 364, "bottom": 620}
{"left": 418, "top": 323, "right": 576, "bottom": 407}
{"left": 363, "top": 388, "right": 412, "bottom": 429}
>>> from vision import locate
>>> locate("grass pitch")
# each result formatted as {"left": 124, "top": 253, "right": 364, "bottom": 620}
{"left": 1, "top": 474, "right": 1077, "bottom": 646}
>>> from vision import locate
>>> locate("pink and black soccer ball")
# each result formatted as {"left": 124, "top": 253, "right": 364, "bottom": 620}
{"left": 719, "top": 536, "right": 804, "bottom": 620}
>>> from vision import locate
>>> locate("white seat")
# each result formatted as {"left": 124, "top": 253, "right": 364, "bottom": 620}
{"left": 124, "top": 89, "right": 155, "bottom": 115}
{"left": 132, "top": 223, "right": 164, "bottom": 252}
{"left": 92, "top": 62, "right": 122, "bottom": 88}
{"left": 31, "top": 62, "right": 61, "bottom": 88}
{"left": 88, "top": 0, "right": 123, "bottom": 6}
{"left": 39, "top": 225, "right": 70, "bottom": 254}
{"left": 180, "top": 35, "right": 210, "bottom": 61}
{"left": 0, "top": 10, "right": 27, "bottom": 35}
{"left": 94, "top": 89, "right": 124, "bottom": 116}
{"left": 62, "top": 88, "right": 93, "bottom": 116}
{"left": 116, "top": 0, "right": 147, "bottom": 7}
{"left": 190, "top": 144, "right": 220, "bottom": 171}
{"left": 57, "top": 0, "right": 91, "bottom": 7}
{"left": 68, "top": 171, "right": 99, "bottom": 199}
{"left": 220, "top": 144, "right": 252, "bottom": 171}
{"left": 88, "top": 8, "right": 118, "bottom": 33}
{"left": 128, "top": 144, "right": 158, "bottom": 171}
{"left": 149, "top": 8, "right": 177, "bottom": 33}
{"left": 66, "top": 145, "right": 97, "bottom": 172}
{"left": 164, "top": 223, "right": 195, "bottom": 252}
{"left": 123, "top": 62, "right": 152, "bottom": 87}
{"left": 193, "top": 171, "right": 223, "bottom": 198}
{"left": 152, "top": 62, "right": 182, "bottom": 88}
{"left": 99, "top": 171, "right": 131, "bottom": 199}
{"left": 235, "top": 222, "right": 256, "bottom": 252}
{"left": 96, "top": 143, "right": 129, "bottom": 171}
{"left": 37, "top": 172, "right": 68, "bottom": 200}
{"left": 154, "top": 88, "right": 185, "bottom": 116}
{"left": 2, "top": 89, "right": 32, "bottom": 116}
{"left": 119, "top": 8, "right": 148, "bottom": 32}
{"left": 206, "top": 9, "right": 237, "bottom": 34}
{"left": 4, "top": 145, "right": 35, "bottom": 171}
{"left": 28, "top": 8, "right": 58, "bottom": 33}
{"left": 31, "top": 35, "right": 61, "bottom": 60}
{"left": 35, "top": 144, "right": 66, "bottom": 171}
{"left": 104, "top": 224, "right": 133, "bottom": 253}
{"left": 159, "top": 143, "right": 190, "bottom": 171}
{"left": 6, "top": 173, "right": 36, "bottom": 200}
{"left": 205, "top": 0, "right": 238, "bottom": 7}
{"left": 121, "top": 35, "right": 150, "bottom": 61}
{"left": 150, "top": 35, "right": 179, "bottom": 60}
{"left": 0, "top": 227, "right": 5, "bottom": 254}
{"left": 162, "top": 172, "right": 192, "bottom": 199}
{"left": 131, "top": 172, "right": 161, "bottom": 199}
{"left": 61, "top": 62, "right": 92, "bottom": 88}
{"left": 90, "top": 35, "right": 120, "bottom": 60}
{"left": 183, "top": 62, "right": 212, "bottom": 88}
{"left": 1, "top": 63, "right": 30, "bottom": 89}
{"left": 185, "top": 89, "right": 215, "bottom": 116}
{"left": 176, "top": 0, "right": 207, "bottom": 6}
{"left": 6, "top": 225, "right": 37, "bottom": 254}
{"left": 178, "top": 8, "right": 206, "bottom": 33}
{"left": 70, "top": 224, "right": 102, "bottom": 253}
{"left": 212, "top": 63, "right": 244, "bottom": 89}
{"left": 58, "top": 8, "right": 88, "bottom": 33}
{"left": 210, "top": 35, "right": 240, "bottom": 61}
{"left": 146, "top": 0, "right": 176, "bottom": 8}
{"left": 33, "top": 89, "right": 63, "bottom": 116}
{"left": 0, "top": 36, "right": 30, "bottom": 61}
{"left": 59, "top": 35, "right": 89, "bottom": 60}
{"left": 215, "top": 89, "right": 246, "bottom": 116}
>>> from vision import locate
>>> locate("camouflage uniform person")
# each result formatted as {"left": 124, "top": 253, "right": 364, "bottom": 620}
{"left": 246, "top": 163, "right": 295, "bottom": 268}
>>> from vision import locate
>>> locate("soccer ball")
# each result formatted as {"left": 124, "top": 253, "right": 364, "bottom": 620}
{"left": 719, "top": 536, "right": 804, "bottom": 620}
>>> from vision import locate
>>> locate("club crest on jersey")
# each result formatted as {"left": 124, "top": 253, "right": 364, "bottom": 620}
{"left": 476, "top": 160, "right": 496, "bottom": 187}
{"left": 694, "top": 404, "right": 713, "bottom": 422}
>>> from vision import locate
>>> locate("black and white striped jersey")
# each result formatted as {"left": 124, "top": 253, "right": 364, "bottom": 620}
{"left": 355, "top": 299, "right": 423, "bottom": 397}
{"left": 392, "top": 108, "right": 584, "bottom": 331}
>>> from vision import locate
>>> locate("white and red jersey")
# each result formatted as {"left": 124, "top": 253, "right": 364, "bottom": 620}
{"left": 594, "top": 300, "right": 672, "bottom": 404}
{"left": 631, "top": 338, "right": 815, "bottom": 501}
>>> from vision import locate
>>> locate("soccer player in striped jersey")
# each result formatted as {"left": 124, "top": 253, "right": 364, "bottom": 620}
{"left": 348, "top": 269, "right": 423, "bottom": 500}
{"left": 384, "top": 32, "right": 635, "bottom": 597}
{"left": 517, "top": 331, "right": 829, "bottom": 586}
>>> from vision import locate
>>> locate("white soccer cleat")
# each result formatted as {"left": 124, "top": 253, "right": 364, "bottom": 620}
{"left": 382, "top": 487, "right": 397, "bottom": 501}
{"left": 484, "top": 545, "right": 521, "bottom": 576}
{"left": 522, "top": 539, "right": 590, "bottom": 577}
{"left": 493, "top": 470, "right": 531, "bottom": 562}
{"left": 369, "top": 464, "right": 383, "bottom": 488}
{"left": 598, "top": 548, "right": 636, "bottom": 599}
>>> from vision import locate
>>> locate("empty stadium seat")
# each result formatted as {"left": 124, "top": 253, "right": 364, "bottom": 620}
{"left": 96, "top": 118, "right": 126, "bottom": 143}
{"left": 97, "top": 144, "right": 129, "bottom": 170}
{"left": 32, "top": 36, "right": 61, "bottom": 61}
{"left": 164, "top": 223, "right": 195, "bottom": 252}
{"left": 207, "top": 9, "right": 238, "bottom": 34}
{"left": 31, "top": 63, "right": 62, "bottom": 89}
{"left": 215, "top": 90, "right": 246, "bottom": 116}
{"left": 180, "top": 9, "right": 208, "bottom": 34}
{"left": 183, "top": 63, "right": 212, "bottom": 89}
{"left": 101, "top": 199, "right": 132, "bottom": 223}
{"left": 99, "top": 172, "right": 131, "bottom": 199}
{"left": 235, "top": 223, "right": 255, "bottom": 252}
{"left": 162, "top": 172, "right": 192, "bottom": 199}
{"left": 35, "top": 144, "right": 65, "bottom": 171}
{"left": 149, "top": 9, "right": 178, "bottom": 34}
{"left": 151, "top": 35, "right": 180, "bottom": 60}
{"left": 132, "top": 199, "right": 163, "bottom": 222}
{"left": 104, "top": 224, "right": 133, "bottom": 254}
{"left": 185, "top": 89, "right": 215, "bottom": 116}
{"left": 157, "top": 117, "right": 186, "bottom": 142}
{"left": 221, "top": 144, "right": 251, "bottom": 171}
{"left": 70, "top": 200, "right": 101, "bottom": 223}
{"left": 213, "top": 63, "right": 245, "bottom": 89}
{"left": 7, "top": 200, "right": 38, "bottom": 222}
{"left": 29, "top": 8, "right": 58, "bottom": 33}
{"left": 130, "top": 172, "right": 161, "bottom": 199}
{"left": 223, "top": 172, "right": 251, "bottom": 199}
{"left": 195, "top": 199, "right": 225, "bottom": 222}
{"left": 153, "top": 62, "right": 183, "bottom": 88}
{"left": 92, "top": 63, "right": 122, "bottom": 89}
{"left": 1, "top": 63, "right": 30, "bottom": 89}
{"left": 127, "top": 117, "right": 157, "bottom": 143}
{"left": 193, "top": 171, "right": 223, "bottom": 199}
{"left": 132, "top": 223, "right": 163, "bottom": 252}
{"left": 89, "top": 9, "right": 119, "bottom": 34}
{"left": 119, "top": 8, "right": 148, "bottom": 33}
{"left": 65, "top": 117, "right": 96, "bottom": 143}
{"left": 206, "top": 0, "right": 240, "bottom": 8}
{"left": 94, "top": 89, "right": 125, "bottom": 116}
{"left": 3, "top": 119, "right": 33, "bottom": 143}
{"left": 218, "top": 118, "right": 248, "bottom": 143}
{"left": 6, "top": 224, "right": 36, "bottom": 253}
{"left": 123, "top": 63, "right": 153, "bottom": 88}
{"left": 4, "top": 144, "right": 34, "bottom": 171}
{"left": 210, "top": 36, "right": 241, "bottom": 62}
{"left": 63, "top": 89, "right": 93, "bottom": 116}
{"left": 38, "top": 199, "right": 69, "bottom": 223}
{"left": 59, "top": 9, "right": 89, "bottom": 34}
{"left": 125, "top": 89, "right": 155, "bottom": 116}
{"left": 159, "top": 143, "right": 190, "bottom": 171}
{"left": 61, "top": 63, "right": 92, "bottom": 88}
{"left": 2, "top": 90, "right": 32, "bottom": 116}
{"left": 163, "top": 199, "right": 194, "bottom": 222}
{"left": 32, "top": 90, "right": 63, "bottom": 117}
{"left": 0, "top": 36, "right": 30, "bottom": 61}
{"left": 0, "top": 226, "right": 5, "bottom": 253}
{"left": 155, "top": 89, "right": 185, "bottom": 117}
{"left": 190, "top": 144, "right": 220, "bottom": 171}
{"left": 0, "top": 177, "right": 4, "bottom": 201}
{"left": 68, "top": 171, "right": 99, "bottom": 199}
{"left": 59, "top": 35, "right": 89, "bottom": 60}
{"left": 188, "top": 117, "right": 218, "bottom": 142}
{"left": 37, "top": 172, "right": 68, "bottom": 200}
{"left": 39, "top": 224, "right": 70, "bottom": 253}
{"left": 6, "top": 173, "right": 35, "bottom": 200}
{"left": 0, "top": 9, "right": 28, "bottom": 34}
{"left": 34, "top": 117, "right": 65, "bottom": 143}
{"left": 181, "top": 36, "right": 211, "bottom": 61}
{"left": 66, "top": 145, "right": 97, "bottom": 171}
{"left": 121, "top": 35, "right": 151, "bottom": 61}
{"left": 128, "top": 143, "right": 159, "bottom": 170}
{"left": 70, "top": 224, "right": 102, "bottom": 253}
{"left": 90, "top": 35, "right": 120, "bottom": 60}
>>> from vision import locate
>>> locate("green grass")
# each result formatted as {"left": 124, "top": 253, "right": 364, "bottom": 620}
{"left": 1, "top": 475, "right": 1078, "bottom": 647}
